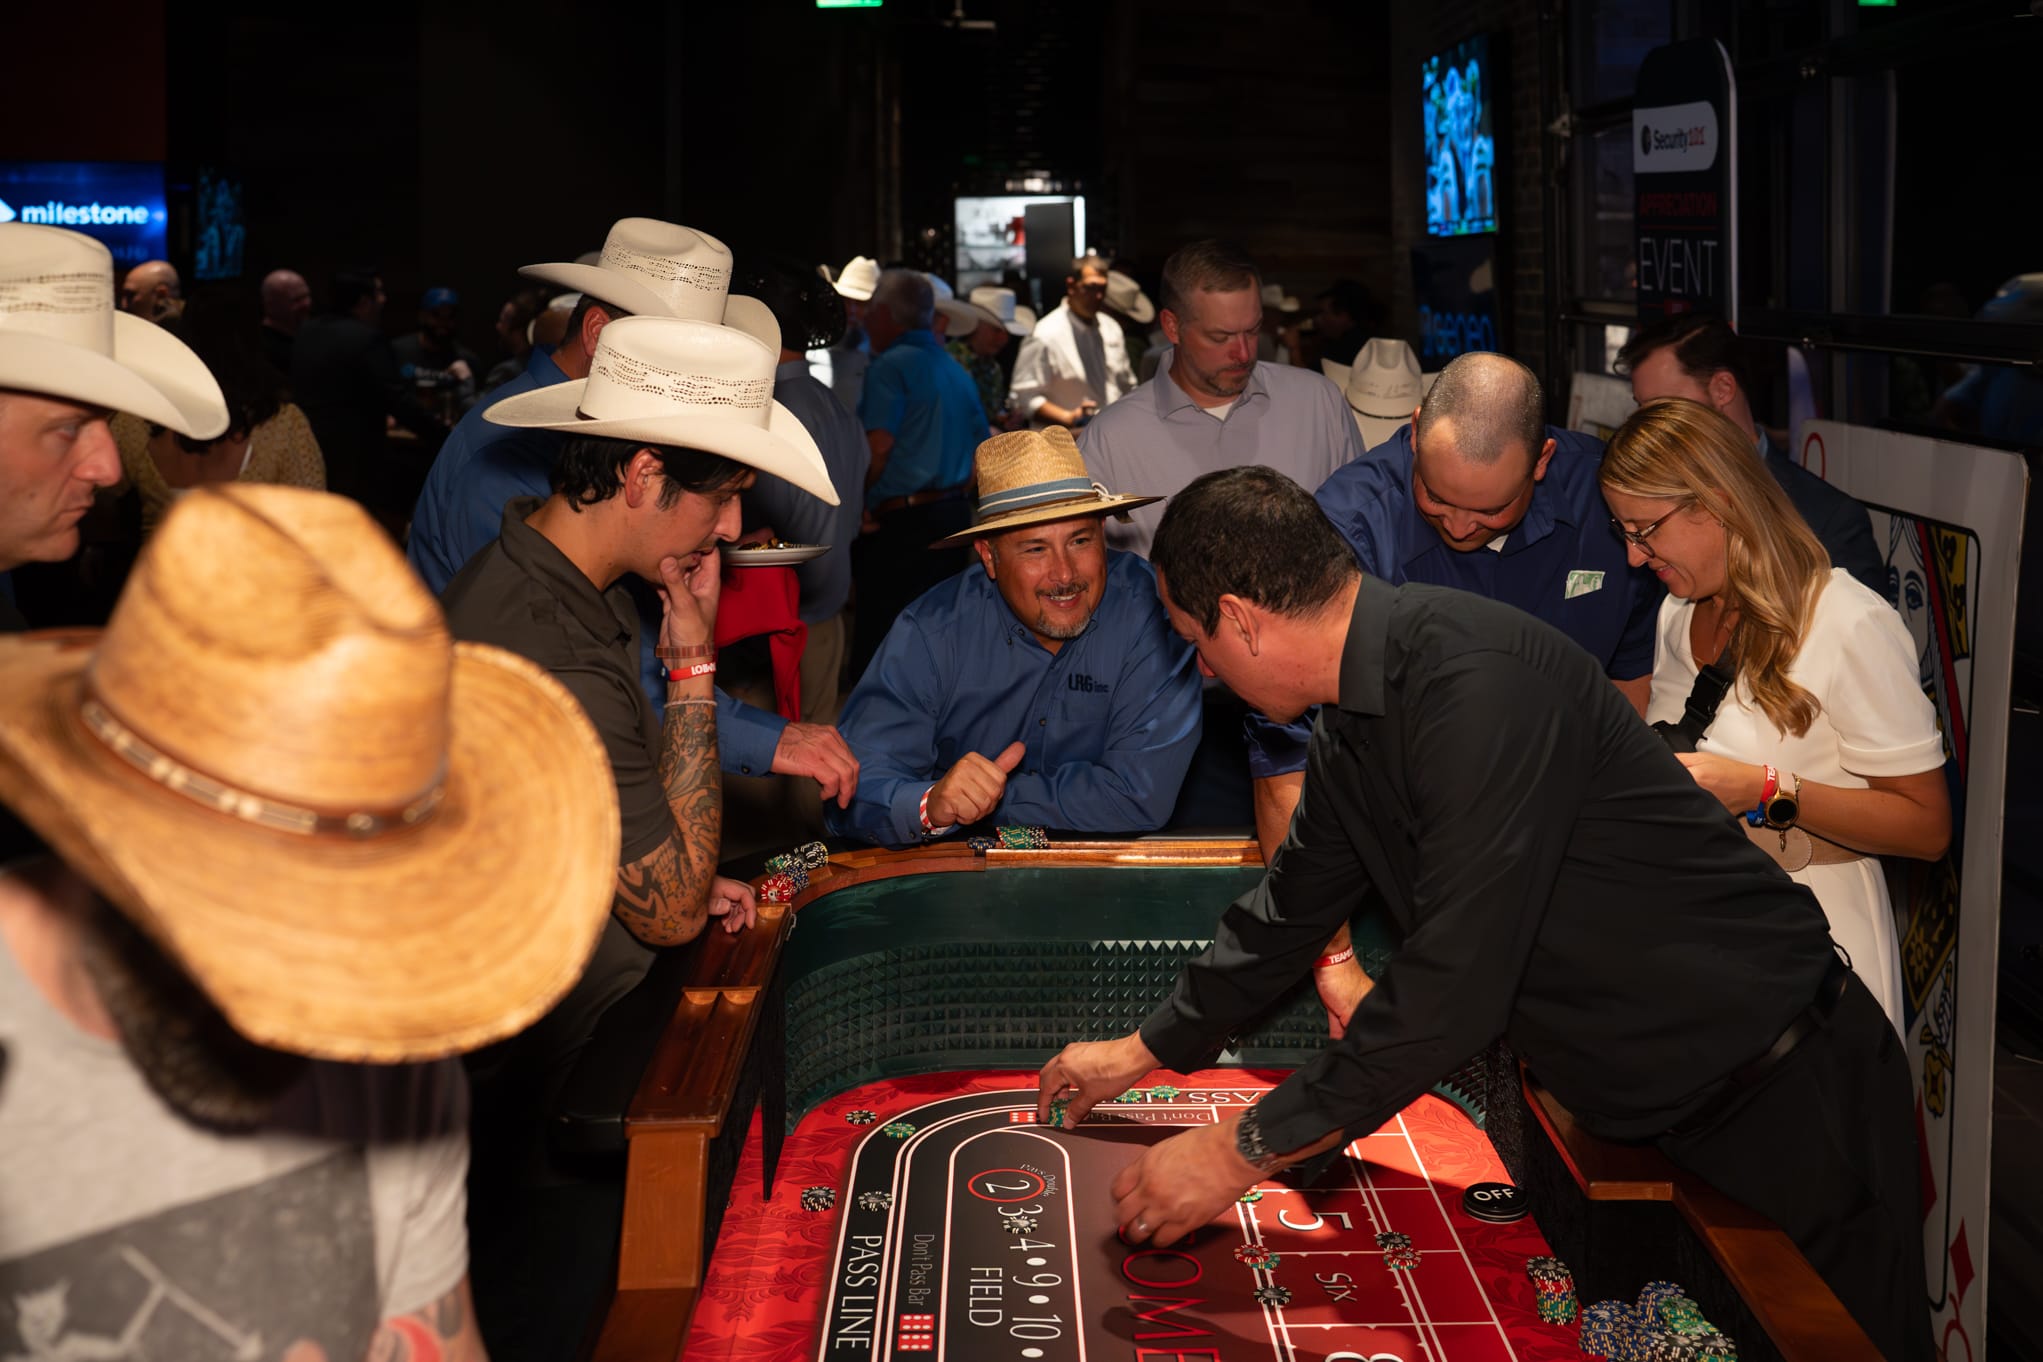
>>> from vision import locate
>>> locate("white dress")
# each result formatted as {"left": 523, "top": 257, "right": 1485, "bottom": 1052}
{"left": 1645, "top": 569, "right": 1944, "bottom": 1033}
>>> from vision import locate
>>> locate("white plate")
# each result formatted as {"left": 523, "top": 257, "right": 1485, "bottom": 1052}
{"left": 727, "top": 543, "right": 829, "bottom": 567}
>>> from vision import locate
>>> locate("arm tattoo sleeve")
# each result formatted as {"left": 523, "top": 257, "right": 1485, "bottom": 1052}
{"left": 611, "top": 700, "right": 721, "bottom": 947}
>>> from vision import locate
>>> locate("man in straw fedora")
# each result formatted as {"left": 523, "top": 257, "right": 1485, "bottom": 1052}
{"left": 444, "top": 313, "right": 839, "bottom": 1335}
{"left": 0, "top": 482, "right": 621, "bottom": 1358}
{"left": 826, "top": 427, "right": 1200, "bottom": 848}
{"left": 407, "top": 218, "right": 860, "bottom": 812}
{"left": 0, "top": 225, "right": 230, "bottom": 632}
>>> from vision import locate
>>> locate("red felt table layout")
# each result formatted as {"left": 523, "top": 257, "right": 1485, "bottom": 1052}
{"left": 686, "top": 1070, "right": 1580, "bottom": 1362}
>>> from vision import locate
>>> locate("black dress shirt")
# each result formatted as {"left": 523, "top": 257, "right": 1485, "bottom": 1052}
{"left": 1139, "top": 575, "right": 1837, "bottom": 1151}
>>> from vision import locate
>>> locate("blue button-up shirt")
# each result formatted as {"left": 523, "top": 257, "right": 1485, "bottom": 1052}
{"left": 406, "top": 347, "right": 788, "bottom": 775}
{"left": 746, "top": 359, "right": 867, "bottom": 622}
{"left": 859, "top": 329, "right": 984, "bottom": 506}
{"left": 1247, "top": 422, "right": 1663, "bottom": 778}
{"left": 1079, "top": 355, "right": 1366, "bottom": 558}
{"left": 825, "top": 552, "right": 1204, "bottom": 847}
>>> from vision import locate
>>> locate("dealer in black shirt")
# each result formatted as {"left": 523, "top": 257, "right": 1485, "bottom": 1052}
{"left": 1038, "top": 465, "right": 1931, "bottom": 1362}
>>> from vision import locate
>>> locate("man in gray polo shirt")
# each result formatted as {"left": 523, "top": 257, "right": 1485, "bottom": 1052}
{"left": 1079, "top": 239, "right": 1365, "bottom": 559}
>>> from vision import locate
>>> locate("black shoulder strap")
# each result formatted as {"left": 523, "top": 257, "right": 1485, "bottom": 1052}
{"left": 1669, "top": 662, "right": 1735, "bottom": 748}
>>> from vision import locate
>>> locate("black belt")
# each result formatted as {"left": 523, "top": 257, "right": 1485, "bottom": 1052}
{"left": 1668, "top": 953, "right": 1852, "bottom": 1136}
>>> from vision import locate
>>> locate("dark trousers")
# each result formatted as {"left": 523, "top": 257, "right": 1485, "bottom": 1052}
{"left": 848, "top": 499, "right": 974, "bottom": 686}
{"left": 1657, "top": 971, "right": 1933, "bottom": 1362}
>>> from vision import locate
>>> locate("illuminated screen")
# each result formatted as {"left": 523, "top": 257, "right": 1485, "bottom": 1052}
{"left": 0, "top": 162, "right": 168, "bottom": 267}
{"left": 1422, "top": 36, "right": 1498, "bottom": 237}
{"left": 191, "top": 168, "right": 246, "bottom": 281}
{"left": 954, "top": 195, "right": 1086, "bottom": 293}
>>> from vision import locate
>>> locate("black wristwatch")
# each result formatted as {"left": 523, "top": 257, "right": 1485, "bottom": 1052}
{"left": 1235, "top": 1104, "right": 1284, "bottom": 1174}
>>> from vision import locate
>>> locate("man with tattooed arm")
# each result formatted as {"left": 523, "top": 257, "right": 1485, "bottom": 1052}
{"left": 439, "top": 315, "right": 842, "bottom": 1352}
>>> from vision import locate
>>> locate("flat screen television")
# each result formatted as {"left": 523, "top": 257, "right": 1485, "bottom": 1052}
{"left": 1422, "top": 35, "right": 1499, "bottom": 237}
{"left": 954, "top": 194, "right": 1086, "bottom": 294}
{"left": 0, "top": 161, "right": 168, "bottom": 267}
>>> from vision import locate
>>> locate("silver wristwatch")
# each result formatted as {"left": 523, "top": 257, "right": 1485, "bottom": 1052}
{"left": 1235, "top": 1103, "right": 1284, "bottom": 1173}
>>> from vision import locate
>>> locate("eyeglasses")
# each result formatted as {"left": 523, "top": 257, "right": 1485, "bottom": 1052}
{"left": 1608, "top": 503, "right": 1687, "bottom": 550}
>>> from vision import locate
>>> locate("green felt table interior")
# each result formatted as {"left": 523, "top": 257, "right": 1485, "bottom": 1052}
{"left": 780, "top": 863, "right": 1491, "bottom": 1127}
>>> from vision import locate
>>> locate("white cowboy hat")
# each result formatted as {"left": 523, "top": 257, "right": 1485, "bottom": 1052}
{"left": 519, "top": 218, "right": 780, "bottom": 353}
{"left": 483, "top": 316, "right": 839, "bottom": 506}
{"left": 934, "top": 295, "right": 996, "bottom": 338}
{"left": 0, "top": 483, "right": 618, "bottom": 1062}
{"left": 936, "top": 427, "right": 1158, "bottom": 545}
{"left": 1323, "top": 338, "right": 1438, "bottom": 451}
{"left": 1105, "top": 270, "right": 1155, "bottom": 325}
{"left": 825, "top": 255, "right": 878, "bottom": 302}
{"left": 0, "top": 225, "right": 228, "bottom": 440}
{"left": 1261, "top": 282, "right": 1303, "bottom": 315}
{"left": 969, "top": 286, "right": 1033, "bottom": 337}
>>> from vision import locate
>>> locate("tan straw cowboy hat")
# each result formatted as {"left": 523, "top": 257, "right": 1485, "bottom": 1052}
{"left": 520, "top": 217, "right": 781, "bottom": 353}
{"left": 824, "top": 255, "right": 879, "bottom": 302}
{"left": 969, "top": 286, "right": 1034, "bottom": 337}
{"left": 1105, "top": 270, "right": 1155, "bottom": 325}
{"left": 483, "top": 315, "right": 839, "bottom": 505}
{"left": 936, "top": 426, "right": 1158, "bottom": 545}
{"left": 0, "top": 485, "right": 619, "bottom": 1062}
{"left": 0, "top": 224, "right": 229, "bottom": 439}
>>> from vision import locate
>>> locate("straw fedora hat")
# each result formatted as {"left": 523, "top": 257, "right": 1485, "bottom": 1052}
{"left": 825, "top": 255, "right": 879, "bottom": 302}
{"left": 0, "top": 484, "right": 619, "bottom": 1062}
{"left": 1105, "top": 270, "right": 1154, "bottom": 325}
{"left": 1323, "top": 337, "right": 1439, "bottom": 449}
{"left": 970, "top": 286, "right": 1033, "bottom": 337}
{"left": 520, "top": 218, "right": 780, "bottom": 353}
{"left": 936, "top": 426, "right": 1158, "bottom": 545}
{"left": 0, "top": 225, "right": 229, "bottom": 440}
{"left": 483, "top": 315, "right": 839, "bottom": 506}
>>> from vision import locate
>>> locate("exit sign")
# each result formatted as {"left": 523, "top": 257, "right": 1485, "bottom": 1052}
{"left": 817, "top": 0, "right": 882, "bottom": 6}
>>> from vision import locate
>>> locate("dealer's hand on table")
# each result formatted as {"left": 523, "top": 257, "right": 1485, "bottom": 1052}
{"left": 1036, "top": 1031, "right": 1158, "bottom": 1129}
{"left": 926, "top": 741, "right": 1025, "bottom": 829}
{"left": 1110, "top": 1118, "right": 1265, "bottom": 1247}
{"left": 1674, "top": 752, "right": 1765, "bottom": 815}
{"left": 707, "top": 875, "right": 757, "bottom": 933}
{"left": 773, "top": 723, "right": 861, "bottom": 808}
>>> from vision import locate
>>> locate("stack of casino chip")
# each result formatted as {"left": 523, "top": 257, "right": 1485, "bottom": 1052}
{"left": 767, "top": 841, "right": 828, "bottom": 873}
{"left": 1374, "top": 1230, "right": 1419, "bottom": 1271}
{"left": 1577, "top": 1299, "right": 1640, "bottom": 1359}
{"left": 759, "top": 869, "right": 801, "bottom": 903}
{"left": 1233, "top": 1242, "right": 1280, "bottom": 1271}
{"left": 1524, "top": 1255, "right": 1578, "bottom": 1325}
{"left": 996, "top": 825, "right": 1050, "bottom": 849}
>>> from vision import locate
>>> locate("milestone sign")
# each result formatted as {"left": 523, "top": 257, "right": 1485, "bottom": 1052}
{"left": 1632, "top": 40, "right": 1736, "bottom": 323}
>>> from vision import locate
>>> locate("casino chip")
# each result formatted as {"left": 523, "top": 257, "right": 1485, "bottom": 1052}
{"left": 996, "top": 825, "right": 1050, "bottom": 850}
{"left": 858, "top": 1191, "right": 894, "bottom": 1212}
{"left": 1374, "top": 1231, "right": 1413, "bottom": 1250}
{"left": 1112, "top": 1088, "right": 1148, "bottom": 1104}
{"left": 882, "top": 1121, "right": 916, "bottom": 1139}
{"left": 966, "top": 836, "right": 996, "bottom": 852}
{"left": 1252, "top": 1284, "right": 1292, "bottom": 1308}
{"left": 845, "top": 1110, "right": 878, "bottom": 1125}
{"left": 1148, "top": 1085, "right": 1181, "bottom": 1100}
{"left": 800, "top": 1186, "right": 836, "bottom": 1211}
{"left": 1047, "top": 1100, "right": 1069, "bottom": 1127}
{"left": 1382, "top": 1247, "right": 1421, "bottom": 1271}
{"left": 766, "top": 841, "right": 828, "bottom": 872}
{"left": 1003, "top": 1214, "right": 1039, "bottom": 1234}
{"left": 1524, "top": 1255, "right": 1578, "bottom": 1326}
{"left": 759, "top": 870, "right": 799, "bottom": 904}
{"left": 1237, "top": 1190, "right": 1263, "bottom": 1203}
{"left": 1233, "top": 1243, "right": 1273, "bottom": 1266}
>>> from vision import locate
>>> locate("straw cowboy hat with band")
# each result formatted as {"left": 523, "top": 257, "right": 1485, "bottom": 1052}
{"left": 1323, "top": 337, "right": 1439, "bottom": 450}
{"left": 519, "top": 217, "right": 782, "bottom": 354}
{"left": 0, "top": 484, "right": 621, "bottom": 1062}
{"left": 937, "top": 426, "right": 1158, "bottom": 545}
{"left": 0, "top": 224, "right": 229, "bottom": 440}
{"left": 824, "top": 255, "right": 879, "bottom": 303}
{"left": 484, "top": 315, "right": 840, "bottom": 505}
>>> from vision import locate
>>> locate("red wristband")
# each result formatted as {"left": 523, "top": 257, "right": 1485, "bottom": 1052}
{"left": 1759, "top": 763, "right": 1779, "bottom": 803}
{"left": 666, "top": 661, "right": 716, "bottom": 681}
{"left": 1315, "top": 946, "right": 1355, "bottom": 970}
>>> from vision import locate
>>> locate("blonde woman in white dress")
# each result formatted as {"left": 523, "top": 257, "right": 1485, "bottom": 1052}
{"left": 1600, "top": 397, "right": 1948, "bottom": 1034}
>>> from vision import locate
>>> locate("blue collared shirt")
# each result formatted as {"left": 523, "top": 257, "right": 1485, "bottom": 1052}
{"left": 1246, "top": 422, "right": 1663, "bottom": 778}
{"left": 1079, "top": 355, "right": 1366, "bottom": 558}
{"left": 825, "top": 552, "right": 1204, "bottom": 847}
{"left": 406, "top": 348, "right": 788, "bottom": 774}
{"left": 745, "top": 359, "right": 867, "bottom": 622}
{"left": 859, "top": 329, "right": 984, "bottom": 506}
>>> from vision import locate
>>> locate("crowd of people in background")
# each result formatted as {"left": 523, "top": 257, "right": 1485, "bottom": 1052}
{"left": 0, "top": 212, "right": 1971, "bottom": 1362}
